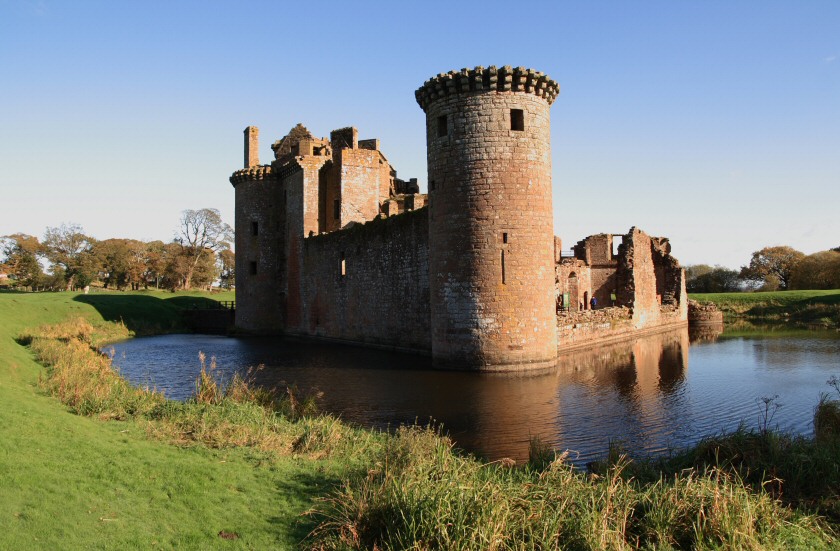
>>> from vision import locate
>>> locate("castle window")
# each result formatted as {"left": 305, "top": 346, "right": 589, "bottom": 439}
{"left": 340, "top": 253, "right": 346, "bottom": 277}
{"left": 249, "top": 261, "right": 257, "bottom": 276}
{"left": 251, "top": 221, "right": 259, "bottom": 236}
{"left": 430, "top": 180, "right": 436, "bottom": 191}
{"left": 333, "top": 199, "right": 340, "bottom": 220}
{"left": 437, "top": 115, "right": 448, "bottom": 138}
{"left": 501, "top": 251, "right": 506, "bottom": 285}
{"left": 313, "top": 146, "right": 321, "bottom": 156}
{"left": 511, "top": 109, "right": 524, "bottom": 131}
{"left": 502, "top": 232, "right": 508, "bottom": 244}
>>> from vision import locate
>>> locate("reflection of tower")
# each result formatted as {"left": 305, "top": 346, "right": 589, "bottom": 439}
{"left": 416, "top": 66, "right": 561, "bottom": 369}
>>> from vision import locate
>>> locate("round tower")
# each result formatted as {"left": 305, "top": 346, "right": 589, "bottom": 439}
{"left": 229, "top": 126, "right": 285, "bottom": 334}
{"left": 416, "top": 66, "right": 560, "bottom": 370}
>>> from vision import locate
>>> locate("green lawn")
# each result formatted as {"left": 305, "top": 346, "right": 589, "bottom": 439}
{"left": 690, "top": 289, "right": 840, "bottom": 327}
{"left": 0, "top": 290, "right": 335, "bottom": 549}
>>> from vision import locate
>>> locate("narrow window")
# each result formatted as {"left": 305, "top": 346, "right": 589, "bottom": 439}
{"left": 430, "top": 180, "right": 436, "bottom": 191}
{"left": 501, "top": 251, "right": 506, "bottom": 284}
{"left": 250, "top": 221, "right": 259, "bottom": 236}
{"left": 437, "top": 115, "right": 447, "bottom": 138}
{"left": 511, "top": 109, "right": 524, "bottom": 131}
{"left": 502, "top": 232, "right": 508, "bottom": 244}
{"left": 340, "top": 253, "right": 346, "bottom": 277}
{"left": 249, "top": 261, "right": 257, "bottom": 275}
{"left": 333, "top": 198, "right": 340, "bottom": 220}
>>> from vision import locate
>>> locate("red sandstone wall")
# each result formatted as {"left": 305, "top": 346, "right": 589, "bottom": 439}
{"left": 295, "top": 209, "right": 431, "bottom": 351}
{"left": 423, "top": 84, "right": 558, "bottom": 369}
{"left": 338, "top": 148, "right": 386, "bottom": 226}
{"left": 232, "top": 168, "right": 286, "bottom": 333}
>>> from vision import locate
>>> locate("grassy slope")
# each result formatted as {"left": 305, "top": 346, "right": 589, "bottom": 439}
{"left": 0, "top": 291, "right": 333, "bottom": 549}
{"left": 690, "top": 289, "right": 840, "bottom": 326}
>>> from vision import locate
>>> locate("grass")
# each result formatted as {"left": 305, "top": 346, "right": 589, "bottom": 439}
{"left": 2, "top": 290, "right": 839, "bottom": 549}
{"left": 0, "top": 290, "right": 361, "bottom": 549}
{"left": 690, "top": 289, "right": 840, "bottom": 327}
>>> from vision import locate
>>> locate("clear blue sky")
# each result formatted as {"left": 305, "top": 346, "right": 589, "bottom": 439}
{"left": 1, "top": 0, "right": 838, "bottom": 269}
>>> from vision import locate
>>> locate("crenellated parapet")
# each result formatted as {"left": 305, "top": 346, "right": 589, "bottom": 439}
{"left": 415, "top": 65, "right": 560, "bottom": 112}
{"left": 229, "top": 165, "right": 273, "bottom": 187}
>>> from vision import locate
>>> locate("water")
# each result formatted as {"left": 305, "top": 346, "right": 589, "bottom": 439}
{"left": 108, "top": 325, "right": 840, "bottom": 463}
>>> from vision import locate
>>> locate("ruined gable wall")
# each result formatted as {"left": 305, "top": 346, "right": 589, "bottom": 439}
{"left": 296, "top": 208, "right": 431, "bottom": 351}
{"left": 620, "top": 228, "right": 661, "bottom": 328}
{"left": 339, "top": 148, "right": 387, "bottom": 226}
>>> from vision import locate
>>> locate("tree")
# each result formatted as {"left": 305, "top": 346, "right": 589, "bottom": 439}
{"left": 686, "top": 264, "right": 741, "bottom": 293}
{"left": 739, "top": 246, "right": 805, "bottom": 291}
{"left": 175, "top": 209, "right": 233, "bottom": 290}
{"left": 1, "top": 234, "right": 44, "bottom": 289}
{"left": 42, "top": 223, "right": 96, "bottom": 290}
{"left": 218, "top": 249, "right": 235, "bottom": 289}
{"left": 93, "top": 238, "right": 148, "bottom": 290}
{"left": 790, "top": 250, "right": 840, "bottom": 290}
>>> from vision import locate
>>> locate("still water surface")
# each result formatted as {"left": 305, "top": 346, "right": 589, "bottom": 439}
{"left": 109, "top": 326, "right": 840, "bottom": 463}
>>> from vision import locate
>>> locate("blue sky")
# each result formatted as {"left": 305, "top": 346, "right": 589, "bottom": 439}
{"left": 1, "top": 0, "right": 838, "bottom": 268}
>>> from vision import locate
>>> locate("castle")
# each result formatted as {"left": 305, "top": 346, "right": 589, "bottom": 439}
{"left": 230, "top": 66, "right": 688, "bottom": 371}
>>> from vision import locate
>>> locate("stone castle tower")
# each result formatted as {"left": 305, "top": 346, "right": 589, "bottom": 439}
{"left": 416, "top": 66, "right": 561, "bottom": 369}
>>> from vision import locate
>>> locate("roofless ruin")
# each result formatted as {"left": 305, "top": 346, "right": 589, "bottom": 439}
{"left": 230, "top": 66, "right": 688, "bottom": 370}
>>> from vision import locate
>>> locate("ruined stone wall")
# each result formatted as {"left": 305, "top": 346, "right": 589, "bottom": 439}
{"left": 279, "top": 156, "right": 329, "bottom": 331}
{"left": 231, "top": 166, "right": 285, "bottom": 333}
{"left": 295, "top": 208, "right": 431, "bottom": 351}
{"left": 419, "top": 66, "right": 560, "bottom": 370}
{"left": 617, "top": 228, "right": 662, "bottom": 328}
{"left": 555, "top": 260, "right": 591, "bottom": 312}
{"left": 338, "top": 148, "right": 389, "bottom": 225}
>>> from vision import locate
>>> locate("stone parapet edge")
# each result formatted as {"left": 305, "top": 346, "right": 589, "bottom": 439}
{"left": 415, "top": 65, "right": 560, "bottom": 112}
{"left": 229, "top": 165, "right": 273, "bottom": 187}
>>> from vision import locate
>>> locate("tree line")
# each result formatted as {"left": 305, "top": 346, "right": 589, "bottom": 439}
{"left": 686, "top": 245, "right": 840, "bottom": 293}
{"left": 0, "top": 208, "right": 234, "bottom": 292}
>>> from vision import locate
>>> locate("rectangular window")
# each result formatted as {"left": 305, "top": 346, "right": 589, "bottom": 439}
{"left": 251, "top": 221, "right": 259, "bottom": 236}
{"left": 333, "top": 198, "right": 340, "bottom": 220}
{"left": 249, "top": 261, "right": 257, "bottom": 275}
{"left": 502, "top": 232, "right": 508, "bottom": 244}
{"left": 430, "top": 180, "right": 436, "bottom": 191}
{"left": 511, "top": 109, "right": 524, "bottom": 131}
{"left": 437, "top": 115, "right": 447, "bottom": 138}
{"left": 340, "top": 253, "right": 346, "bottom": 277}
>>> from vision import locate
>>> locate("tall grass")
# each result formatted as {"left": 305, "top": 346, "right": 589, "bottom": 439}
{"left": 306, "top": 427, "right": 835, "bottom": 550}
{"left": 25, "top": 317, "right": 382, "bottom": 460}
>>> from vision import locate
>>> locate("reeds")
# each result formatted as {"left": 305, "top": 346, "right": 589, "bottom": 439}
{"left": 25, "top": 318, "right": 380, "bottom": 459}
{"left": 306, "top": 427, "right": 836, "bottom": 550}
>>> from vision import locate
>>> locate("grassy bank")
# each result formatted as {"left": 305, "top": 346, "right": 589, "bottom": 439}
{"left": 690, "top": 289, "right": 840, "bottom": 327}
{"left": 0, "top": 290, "right": 363, "bottom": 549}
{"left": 2, "top": 291, "right": 839, "bottom": 549}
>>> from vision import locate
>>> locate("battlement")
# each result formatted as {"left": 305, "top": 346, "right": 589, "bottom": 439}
{"left": 229, "top": 165, "right": 273, "bottom": 187}
{"left": 415, "top": 65, "right": 560, "bottom": 112}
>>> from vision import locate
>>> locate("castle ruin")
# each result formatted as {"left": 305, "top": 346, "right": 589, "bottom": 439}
{"left": 229, "top": 66, "right": 688, "bottom": 371}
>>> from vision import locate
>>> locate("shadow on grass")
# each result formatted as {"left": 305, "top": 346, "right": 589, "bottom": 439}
{"left": 270, "top": 468, "right": 347, "bottom": 547}
{"left": 72, "top": 294, "right": 214, "bottom": 335}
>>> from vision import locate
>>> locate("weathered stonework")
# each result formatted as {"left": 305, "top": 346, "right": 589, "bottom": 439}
{"left": 229, "top": 66, "right": 689, "bottom": 371}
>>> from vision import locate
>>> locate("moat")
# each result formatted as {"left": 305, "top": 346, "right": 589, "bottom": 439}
{"left": 108, "top": 326, "right": 840, "bottom": 464}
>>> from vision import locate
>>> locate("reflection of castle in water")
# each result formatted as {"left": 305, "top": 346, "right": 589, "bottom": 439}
{"left": 689, "top": 323, "right": 725, "bottom": 344}
{"left": 448, "top": 328, "right": 691, "bottom": 462}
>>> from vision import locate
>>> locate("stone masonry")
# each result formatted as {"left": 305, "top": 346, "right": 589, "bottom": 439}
{"left": 230, "top": 65, "right": 688, "bottom": 371}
